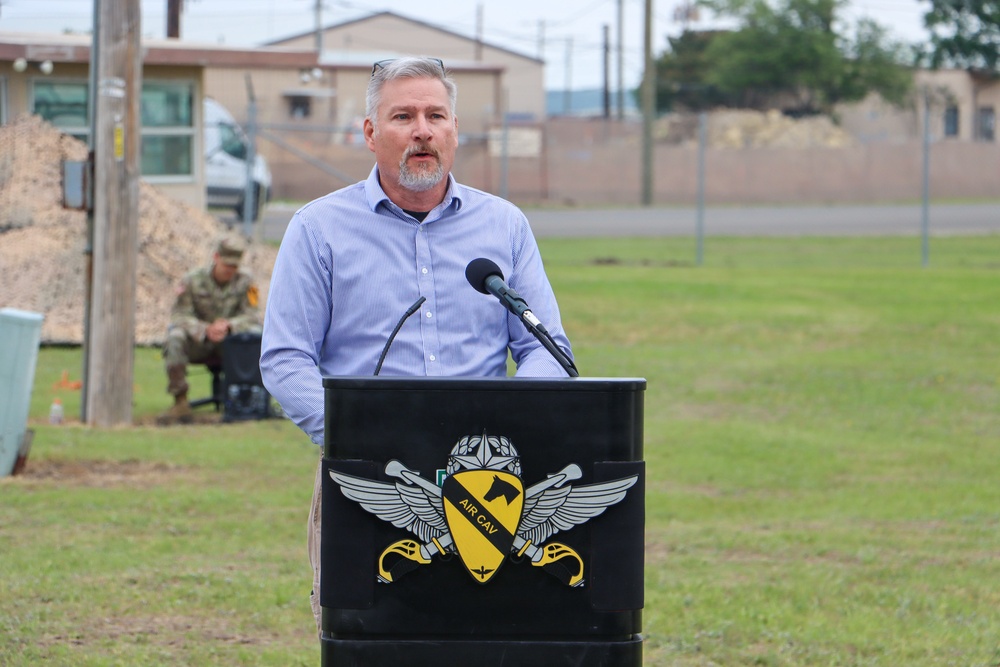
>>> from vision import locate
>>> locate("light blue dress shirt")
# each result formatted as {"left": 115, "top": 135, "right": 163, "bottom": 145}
{"left": 260, "top": 166, "right": 575, "bottom": 444}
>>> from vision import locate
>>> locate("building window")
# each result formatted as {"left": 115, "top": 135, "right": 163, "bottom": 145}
{"left": 977, "top": 106, "right": 995, "bottom": 142}
{"left": 943, "top": 105, "right": 959, "bottom": 138}
{"left": 30, "top": 78, "right": 196, "bottom": 177}
{"left": 288, "top": 95, "right": 311, "bottom": 119}
{"left": 30, "top": 79, "right": 89, "bottom": 141}
{"left": 140, "top": 81, "right": 195, "bottom": 177}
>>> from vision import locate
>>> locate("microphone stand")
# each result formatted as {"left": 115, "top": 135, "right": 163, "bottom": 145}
{"left": 523, "top": 320, "right": 579, "bottom": 378}
{"left": 374, "top": 296, "right": 426, "bottom": 376}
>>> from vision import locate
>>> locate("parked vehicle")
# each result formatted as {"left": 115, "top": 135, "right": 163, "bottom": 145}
{"left": 203, "top": 97, "right": 271, "bottom": 221}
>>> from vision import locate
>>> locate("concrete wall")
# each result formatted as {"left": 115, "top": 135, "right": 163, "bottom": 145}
{"left": 262, "top": 116, "right": 1000, "bottom": 206}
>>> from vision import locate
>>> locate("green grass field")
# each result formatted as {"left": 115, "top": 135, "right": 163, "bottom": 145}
{"left": 2, "top": 235, "right": 999, "bottom": 666}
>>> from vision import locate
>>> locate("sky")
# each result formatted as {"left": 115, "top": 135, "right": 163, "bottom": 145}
{"left": 0, "top": 0, "right": 932, "bottom": 90}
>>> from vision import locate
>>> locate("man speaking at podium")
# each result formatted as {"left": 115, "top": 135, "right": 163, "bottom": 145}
{"left": 260, "top": 56, "right": 575, "bottom": 630}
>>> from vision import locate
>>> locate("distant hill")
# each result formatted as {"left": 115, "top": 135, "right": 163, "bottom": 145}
{"left": 546, "top": 88, "right": 639, "bottom": 117}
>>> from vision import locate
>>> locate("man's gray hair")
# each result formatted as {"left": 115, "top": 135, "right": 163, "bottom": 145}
{"left": 366, "top": 57, "right": 457, "bottom": 131}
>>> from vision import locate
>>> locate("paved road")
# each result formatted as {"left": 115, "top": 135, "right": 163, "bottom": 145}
{"left": 222, "top": 202, "right": 1000, "bottom": 243}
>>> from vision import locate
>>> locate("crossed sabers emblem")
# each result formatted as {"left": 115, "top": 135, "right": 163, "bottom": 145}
{"left": 329, "top": 433, "right": 637, "bottom": 587}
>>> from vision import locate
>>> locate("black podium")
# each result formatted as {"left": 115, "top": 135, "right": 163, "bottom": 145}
{"left": 321, "top": 376, "right": 645, "bottom": 667}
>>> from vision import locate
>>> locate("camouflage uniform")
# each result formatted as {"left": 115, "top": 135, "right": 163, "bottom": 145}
{"left": 162, "top": 264, "right": 262, "bottom": 397}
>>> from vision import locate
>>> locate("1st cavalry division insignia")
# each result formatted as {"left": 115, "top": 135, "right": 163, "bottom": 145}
{"left": 329, "top": 432, "right": 637, "bottom": 587}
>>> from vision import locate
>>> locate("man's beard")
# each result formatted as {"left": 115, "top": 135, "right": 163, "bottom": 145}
{"left": 398, "top": 144, "right": 444, "bottom": 192}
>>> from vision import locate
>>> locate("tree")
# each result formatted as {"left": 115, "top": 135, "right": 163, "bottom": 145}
{"left": 923, "top": 0, "right": 1000, "bottom": 71}
{"left": 705, "top": 0, "right": 842, "bottom": 112}
{"left": 650, "top": 0, "right": 914, "bottom": 115}
{"left": 840, "top": 18, "right": 913, "bottom": 107}
{"left": 653, "top": 30, "right": 738, "bottom": 111}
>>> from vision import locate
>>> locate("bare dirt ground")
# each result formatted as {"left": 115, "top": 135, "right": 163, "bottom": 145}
{"left": 0, "top": 115, "right": 277, "bottom": 346}
{"left": 0, "top": 457, "right": 190, "bottom": 488}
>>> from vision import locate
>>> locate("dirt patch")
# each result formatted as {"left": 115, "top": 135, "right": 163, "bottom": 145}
{"left": 0, "top": 115, "right": 277, "bottom": 346}
{"left": 589, "top": 256, "right": 693, "bottom": 268}
{"left": 133, "top": 409, "right": 228, "bottom": 427}
{"left": 2, "top": 457, "right": 191, "bottom": 488}
{"left": 33, "top": 613, "right": 278, "bottom": 650}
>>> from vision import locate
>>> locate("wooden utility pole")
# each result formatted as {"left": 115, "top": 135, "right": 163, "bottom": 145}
{"left": 475, "top": 3, "right": 484, "bottom": 61}
{"left": 166, "top": 0, "right": 181, "bottom": 38}
{"left": 603, "top": 24, "right": 611, "bottom": 119}
{"left": 314, "top": 0, "right": 323, "bottom": 52}
{"left": 86, "top": 0, "right": 142, "bottom": 426}
{"left": 617, "top": 0, "right": 625, "bottom": 120}
{"left": 563, "top": 37, "right": 573, "bottom": 114}
{"left": 641, "top": 0, "right": 654, "bottom": 205}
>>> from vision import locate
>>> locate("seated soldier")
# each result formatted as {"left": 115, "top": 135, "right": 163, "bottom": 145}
{"left": 159, "top": 233, "right": 262, "bottom": 424}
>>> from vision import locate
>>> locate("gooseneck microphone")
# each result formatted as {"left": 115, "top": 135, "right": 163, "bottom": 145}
{"left": 466, "top": 258, "right": 547, "bottom": 333}
{"left": 374, "top": 296, "right": 426, "bottom": 376}
{"left": 465, "top": 258, "right": 579, "bottom": 377}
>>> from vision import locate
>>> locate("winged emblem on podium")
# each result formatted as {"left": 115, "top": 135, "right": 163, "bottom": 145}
{"left": 329, "top": 432, "right": 638, "bottom": 586}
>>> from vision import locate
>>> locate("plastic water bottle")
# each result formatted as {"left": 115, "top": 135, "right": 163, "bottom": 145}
{"left": 49, "top": 398, "right": 64, "bottom": 425}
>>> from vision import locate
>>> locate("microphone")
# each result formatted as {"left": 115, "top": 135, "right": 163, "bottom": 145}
{"left": 374, "top": 296, "right": 426, "bottom": 376}
{"left": 465, "top": 258, "right": 578, "bottom": 377}
{"left": 465, "top": 258, "right": 547, "bottom": 333}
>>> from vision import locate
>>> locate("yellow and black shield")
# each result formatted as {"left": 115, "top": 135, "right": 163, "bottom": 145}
{"left": 442, "top": 470, "right": 524, "bottom": 583}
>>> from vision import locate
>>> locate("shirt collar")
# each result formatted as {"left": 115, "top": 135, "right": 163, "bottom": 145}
{"left": 364, "top": 165, "right": 464, "bottom": 218}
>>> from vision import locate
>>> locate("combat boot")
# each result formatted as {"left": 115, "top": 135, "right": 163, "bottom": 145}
{"left": 158, "top": 391, "right": 193, "bottom": 425}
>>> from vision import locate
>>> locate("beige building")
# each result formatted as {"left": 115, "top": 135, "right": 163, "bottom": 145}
{"left": 202, "top": 54, "right": 505, "bottom": 152}
{"left": 266, "top": 11, "right": 545, "bottom": 122}
{"left": 838, "top": 68, "right": 1000, "bottom": 144}
{"left": 0, "top": 31, "right": 319, "bottom": 209}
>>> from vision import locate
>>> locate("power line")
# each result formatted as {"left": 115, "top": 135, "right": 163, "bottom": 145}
{"left": 546, "top": 0, "right": 611, "bottom": 28}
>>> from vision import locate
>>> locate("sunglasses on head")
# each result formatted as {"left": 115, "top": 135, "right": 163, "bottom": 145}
{"left": 371, "top": 57, "right": 445, "bottom": 77}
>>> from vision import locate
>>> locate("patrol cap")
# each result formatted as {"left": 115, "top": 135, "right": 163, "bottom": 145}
{"left": 217, "top": 233, "right": 247, "bottom": 265}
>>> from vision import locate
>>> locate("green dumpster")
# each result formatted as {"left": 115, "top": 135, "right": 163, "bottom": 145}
{"left": 1, "top": 308, "right": 44, "bottom": 477}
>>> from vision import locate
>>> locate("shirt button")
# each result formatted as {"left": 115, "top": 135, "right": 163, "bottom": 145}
{"left": 426, "top": 312, "right": 433, "bottom": 318}
{"left": 422, "top": 267, "right": 428, "bottom": 274}
{"left": 429, "top": 355, "right": 437, "bottom": 362}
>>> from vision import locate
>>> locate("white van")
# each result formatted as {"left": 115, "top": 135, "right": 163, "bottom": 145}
{"left": 203, "top": 97, "right": 272, "bottom": 221}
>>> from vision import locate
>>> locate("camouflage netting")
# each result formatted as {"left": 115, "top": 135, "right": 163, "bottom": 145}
{"left": 0, "top": 115, "right": 277, "bottom": 346}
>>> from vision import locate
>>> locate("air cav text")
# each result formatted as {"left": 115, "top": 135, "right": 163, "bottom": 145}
{"left": 458, "top": 498, "right": 498, "bottom": 534}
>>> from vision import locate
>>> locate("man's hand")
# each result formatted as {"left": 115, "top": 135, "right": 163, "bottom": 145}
{"left": 205, "top": 318, "right": 230, "bottom": 343}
